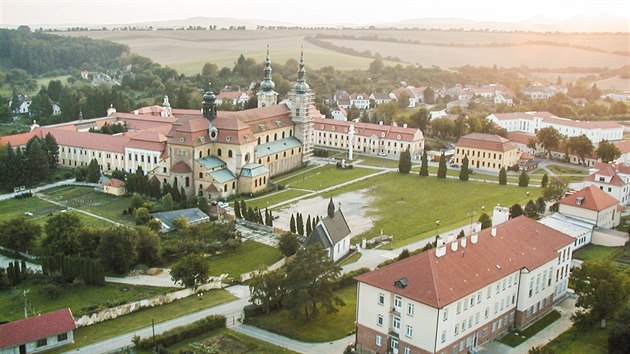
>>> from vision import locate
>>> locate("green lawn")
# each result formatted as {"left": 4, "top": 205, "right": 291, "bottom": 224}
{"left": 499, "top": 310, "right": 561, "bottom": 347}
{"left": 238, "top": 189, "right": 312, "bottom": 210}
{"left": 280, "top": 164, "right": 378, "bottom": 191}
{"left": 320, "top": 172, "right": 542, "bottom": 249}
{"left": 0, "top": 195, "right": 61, "bottom": 222}
{"left": 573, "top": 245, "right": 624, "bottom": 262}
{"left": 354, "top": 155, "right": 401, "bottom": 168}
{"left": 47, "top": 289, "right": 237, "bottom": 353}
{"left": 207, "top": 240, "right": 282, "bottom": 279}
{"left": 147, "top": 328, "right": 298, "bottom": 354}
{"left": 246, "top": 284, "right": 357, "bottom": 342}
{"left": 0, "top": 281, "right": 177, "bottom": 322}
{"left": 272, "top": 164, "right": 323, "bottom": 184}
{"left": 339, "top": 252, "right": 363, "bottom": 266}
{"left": 546, "top": 322, "right": 610, "bottom": 354}
{"left": 42, "top": 186, "right": 133, "bottom": 224}
{"left": 546, "top": 164, "right": 588, "bottom": 175}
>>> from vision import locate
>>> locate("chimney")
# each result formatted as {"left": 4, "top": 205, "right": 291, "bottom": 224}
{"left": 106, "top": 104, "right": 117, "bottom": 116}
{"left": 460, "top": 238, "right": 467, "bottom": 248}
{"left": 492, "top": 205, "right": 510, "bottom": 227}
{"left": 436, "top": 244, "right": 447, "bottom": 257}
{"left": 379, "top": 121, "right": 383, "bottom": 125}
{"left": 471, "top": 232, "right": 478, "bottom": 244}
{"left": 491, "top": 227, "right": 497, "bottom": 237}
{"left": 451, "top": 241, "right": 458, "bottom": 252}
{"left": 403, "top": 123, "right": 408, "bottom": 128}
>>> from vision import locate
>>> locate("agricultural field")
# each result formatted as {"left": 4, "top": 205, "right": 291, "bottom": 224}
{"left": 60, "top": 30, "right": 629, "bottom": 75}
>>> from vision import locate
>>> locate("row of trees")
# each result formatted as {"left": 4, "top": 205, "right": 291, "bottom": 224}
{"left": 0, "top": 134, "right": 59, "bottom": 191}
{"left": 289, "top": 212, "right": 320, "bottom": 237}
{"left": 233, "top": 200, "right": 274, "bottom": 227}
{"left": 0, "top": 260, "right": 28, "bottom": 289}
{"left": 534, "top": 127, "right": 621, "bottom": 165}
{"left": 41, "top": 254, "right": 105, "bottom": 286}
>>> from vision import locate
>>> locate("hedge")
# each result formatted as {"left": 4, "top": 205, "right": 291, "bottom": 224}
{"left": 333, "top": 267, "right": 370, "bottom": 290}
{"left": 136, "top": 315, "right": 226, "bottom": 349}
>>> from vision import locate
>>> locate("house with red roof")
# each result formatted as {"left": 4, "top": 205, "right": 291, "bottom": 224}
{"left": 0, "top": 308, "right": 76, "bottom": 354}
{"left": 354, "top": 216, "right": 573, "bottom": 354}
{"left": 215, "top": 91, "right": 251, "bottom": 107}
{"left": 584, "top": 162, "right": 630, "bottom": 206}
{"left": 454, "top": 133, "right": 520, "bottom": 172}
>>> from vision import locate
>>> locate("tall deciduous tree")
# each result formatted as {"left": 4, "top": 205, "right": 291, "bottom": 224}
{"left": 97, "top": 226, "right": 138, "bottom": 274}
{"left": 566, "top": 135, "right": 593, "bottom": 166}
{"left": 170, "top": 253, "right": 210, "bottom": 290}
{"left": 249, "top": 267, "right": 287, "bottom": 313}
{"left": 278, "top": 232, "right": 300, "bottom": 257}
{"left": 136, "top": 226, "right": 161, "bottom": 266}
{"left": 44, "top": 212, "right": 83, "bottom": 255}
{"left": 542, "top": 177, "right": 568, "bottom": 202}
{"left": 283, "top": 245, "right": 343, "bottom": 320}
{"left": 608, "top": 305, "right": 630, "bottom": 354}
{"left": 398, "top": 147, "right": 411, "bottom": 174}
{"left": 459, "top": 155, "right": 469, "bottom": 181}
{"left": 536, "top": 127, "right": 563, "bottom": 158}
{"left": 572, "top": 261, "right": 630, "bottom": 329}
{"left": 498, "top": 167, "right": 507, "bottom": 185}
{"left": 596, "top": 140, "right": 621, "bottom": 163}
{"left": 0, "top": 216, "right": 41, "bottom": 253}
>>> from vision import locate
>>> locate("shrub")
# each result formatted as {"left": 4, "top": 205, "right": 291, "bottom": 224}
{"left": 333, "top": 267, "right": 370, "bottom": 290}
{"left": 243, "top": 304, "right": 264, "bottom": 318}
{"left": 136, "top": 315, "right": 226, "bottom": 349}
{"left": 41, "top": 283, "right": 62, "bottom": 299}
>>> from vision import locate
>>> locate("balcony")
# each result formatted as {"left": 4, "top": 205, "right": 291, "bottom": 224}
{"left": 390, "top": 307, "right": 401, "bottom": 315}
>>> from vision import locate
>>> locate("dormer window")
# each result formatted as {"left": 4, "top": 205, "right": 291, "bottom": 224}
{"left": 576, "top": 196, "right": 585, "bottom": 206}
{"left": 394, "top": 278, "right": 408, "bottom": 289}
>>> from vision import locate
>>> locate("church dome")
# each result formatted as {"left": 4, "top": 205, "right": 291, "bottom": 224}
{"left": 203, "top": 90, "right": 216, "bottom": 103}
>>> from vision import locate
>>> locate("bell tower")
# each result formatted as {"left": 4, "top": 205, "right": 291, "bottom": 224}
{"left": 257, "top": 45, "right": 278, "bottom": 108}
{"left": 202, "top": 90, "right": 218, "bottom": 141}
{"left": 289, "top": 48, "right": 314, "bottom": 162}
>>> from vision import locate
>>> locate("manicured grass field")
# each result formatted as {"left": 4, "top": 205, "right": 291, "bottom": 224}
{"left": 0, "top": 195, "right": 61, "bottom": 222}
{"left": 206, "top": 240, "right": 282, "bottom": 279}
{"left": 43, "top": 186, "right": 132, "bottom": 223}
{"left": 320, "top": 172, "right": 542, "bottom": 249}
{"left": 355, "top": 155, "right": 401, "bottom": 168}
{"left": 281, "top": 164, "right": 378, "bottom": 191}
{"left": 0, "top": 281, "right": 177, "bottom": 322}
{"left": 499, "top": 310, "right": 561, "bottom": 347}
{"left": 47, "top": 289, "right": 237, "bottom": 353}
{"left": 546, "top": 322, "right": 610, "bottom": 354}
{"left": 339, "top": 252, "right": 363, "bottom": 266}
{"left": 246, "top": 284, "right": 357, "bottom": 342}
{"left": 238, "top": 188, "right": 312, "bottom": 209}
{"left": 149, "top": 328, "right": 298, "bottom": 354}
{"left": 573, "top": 245, "right": 624, "bottom": 262}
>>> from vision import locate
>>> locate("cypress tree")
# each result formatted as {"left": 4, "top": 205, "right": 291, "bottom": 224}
{"left": 306, "top": 215, "right": 312, "bottom": 236}
{"left": 499, "top": 167, "right": 507, "bottom": 185}
{"left": 311, "top": 215, "right": 316, "bottom": 230}
{"left": 265, "top": 208, "right": 271, "bottom": 226}
{"left": 234, "top": 200, "right": 241, "bottom": 218}
{"left": 290, "top": 214, "right": 296, "bottom": 234}
{"left": 437, "top": 153, "right": 447, "bottom": 178}
{"left": 21, "top": 260, "right": 27, "bottom": 280}
{"left": 297, "top": 213, "right": 304, "bottom": 236}
{"left": 419, "top": 151, "right": 429, "bottom": 176}
{"left": 398, "top": 147, "right": 411, "bottom": 174}
{"left": 459, "top": 155, "right": 469, "bottom": 181}
{"left": 541, "top": 173, "right": 549, "bottom": 188}
{"left": 518, "top": 170, "right": 529, "bottom": 187}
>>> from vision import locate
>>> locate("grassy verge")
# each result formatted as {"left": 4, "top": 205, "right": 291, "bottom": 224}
{"left": 0, "top": 281, "right": 177, "bottom": 323}
{"left": 573, "top": 245, "right": 623, "bottom": 262}
{"left": 547, "top": 164, "right": 588, "bottom": 175}
{"left": 47, "top": 289, "right": 237, "bottom": 353}
{"left": 319, "top": 172, "right": 541, "bottom": 249}
{"left": 499, "top": 310, "right": 561, "bottom": 347}
{"left": 245, "top": 284, "right": 357, "bottom": 342}
{"left": 546, "top": 322, "right": 610, "bottom": 354}
{"left": 137, "top": 327, "right": 298, "bottom": 354}
{"left": 206, "top": 240, "right": 282, "bottom": 279}
{"left": 280, "top": 164, "right": 377, "bottom": 190}
{"left": 354, "top": 155, "right": 400, "bottom": 168}
{"left": 238, "top": 189, "right": 312, "bottom": 210}
{"left": 339, "top": 252, "right": 362, "bottom": 266}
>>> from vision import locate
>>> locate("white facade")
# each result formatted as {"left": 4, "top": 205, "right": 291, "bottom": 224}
{"left": 331, "top": 235, "right": 351, "bottom": 262}
{"left": 0, "top": 331, "right": 74, "bottom": 354}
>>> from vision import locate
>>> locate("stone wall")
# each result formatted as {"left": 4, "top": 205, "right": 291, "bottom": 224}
{"left": 239, "top": 257, "right": 287, "bottom": 283}
{"left": 75, "top": 276, "right": 224, "bottom": 327}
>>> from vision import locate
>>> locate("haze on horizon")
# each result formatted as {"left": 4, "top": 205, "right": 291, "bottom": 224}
{"left": 1, "top": 0, "right": 629, "bottom": 27}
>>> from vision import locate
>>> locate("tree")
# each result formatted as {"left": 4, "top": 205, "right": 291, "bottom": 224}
{"left": 459, "top": 155, "right": 469, "bottom": 181}
{"left": 26, "top": 138, "right": 49, "bottom": 185}
{"left": 43, "top": 133, "right": 59, "bottom": 169}
{"left": 524, "top": 200, "right": 539, "bottom": 219}
{"left": 44, "top": 212, "right": 83, "bottom": 255}
{"left": 278, "top": 232, "right": 300, "bottom": 257}
{"left": 542, "top": 177, "right": 568, "bottom": 202}
{"left": 98, "top": 227, "right": 138, "bottom": 274}
{"left": 170, "top": 253, "right": 210, "bottom": 290}
{"left": 596, "top": 140, "right": 621, "bottom": 163}
{"left": 368, "top": 54, "right": 384, "bottom": 74}
{"left": 290, "top": 214, "right": 296, "bottom": 234}
{"left": 518, "top": 170, "right": 529, "bottom": 187}
{"left": 249, "top": 267, "right": 287, "bottom": 313}
{"left": 608, "top": 305, "right": 630, "bottom": 354}
{"left": 536, "top": 197, "right": 547, "bottom": 215}
{"left": 509, "top": 203, "right": 523, "bottom": 219}
{"left": 86, "top": 158, "right": 100, "bottom": 182}
{"left": 162, "top": 193, "right": 173, "bottom": 211}
{"left": 423, "top": 87, "right": 435, "bottom": 104}
{"left": 566, "top": 135, "right": 593, "bottom": 166}
{"left": 572, "top": 261, "right": 630, "bottom": 329}
{"left": 136, "top": 226, "right": 161, "bottom": 266}
{"left": 398, "top": 249, "right": 410, "bottom": 260}
{"left": 0, "top": 216, "right": 41, "bottom": 253}
{"left": 437, "top": 153, "right": 447, "bottom": 178}
{"left": 419, "top": 151, "right": 429, "bottom": 176}
{"left": 541, "top": 173, "right": 549, "bottom": 188}
{"left": 172, "top": 216, "right": 189, "bottom": 230}
{"left": 498, "top": 167, "right": 507, "bottom": 185}
{"left": 134, "top": 207, "right": 151, "bottom": 225}
{"left": 130, "top": 193, "right": 144, "bottom": 210}
{"left": 536, "top": 127, "right": 563, "bottom": 158}
{"left": 283, "top": 245, "right": 343, "bottom": 320}
{"left": 478, "top": 213, "right": 491, "bottom": 229}
{"left": 296, "top": 213, "right": 304, "bottom": 236}
{"left": 398, "top": 147, "right": 411, "bottom": 174}
{"left": 234, "top": 200, "right": 242, "bottom": 219}
{"left": 305, "top": 215, "right": 312, "bottom": 236}
{"left": 410, "top": 108, "right": 430, "bottom": 131}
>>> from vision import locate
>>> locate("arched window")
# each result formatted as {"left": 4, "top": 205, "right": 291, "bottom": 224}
{"left": 217, "top": 148, "right": 222, "bottom": 156}
{"left": 245, "top": 153, "right": 250, "bottom": 162}
{"left": 255, "top": 179, "right": 258, "bottom": 187}
{"left": 274, "top": 133, "right": 277, "bottom": 141}
{"left": 228, "top": 150, "right": 233, "bottom": 158}
{"left": 258, "top": 159, "right": 262, "bottom": 164}
{"left": 283, "top": 151, "right": 286, "bottom": 157}
{"left": 275, "top": 154, "right": 279, "bottom": 160}
{"left": 257, "top": 137, "right": 261, "bottom": 144}
{"left": 232, "top": 181, "right": 235, "bottom": 189}
{"left": 199, "top": 184, "right": 202, "bottom": 190}
{"left": 174, "top": 177, "right": 178, "bottom": 185}
{"left": 224, "top": 184, "right": 227, "bottom": 192}
{"left": 289, "top": 129, "right": 293, "bottom": 136}
{"left": 266, "top": 135, "right": 269, "bottom": 143}
{"left": 282, "top": 131, "right": 285, "bottom": 139}
{"left": 185, "top": 177, "right": 190, "bottom": 187}
{"left": 198, "top": 151, "right": 202, "bottom": 158}
{"left": 207, "top": 149, "right": 211, "bottom": 156}
{"left": 199, "top": 172, "right": 203, "bottom": 178}
{"left": 263, "top": 176, "right": 266, "bottom": 184}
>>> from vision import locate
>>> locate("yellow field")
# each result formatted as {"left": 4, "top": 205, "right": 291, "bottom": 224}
{"left": 59, "top": 30, "right": 629, "bottom": 75}
{"left": 591, "top": 76, "right": 630, "bottom": 91}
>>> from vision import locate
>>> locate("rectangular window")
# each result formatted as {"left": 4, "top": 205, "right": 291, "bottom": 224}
{"left": 57, "top": 332, "right": 68, "bottom": 341}
{"left": 408, "top": 303, "right": 414, "bottom": 316}
{"left": 407, "top": 325, "right": 414, "bottom": 338}
{"left": 461, "top": 321, "right": 466, "bottom": 333}
{"left": 440, "top": 330, "right": 446, "bottom": 343}
{"left": 443, "top": 308, "right": 448, "bottom": 321}
{"left": 477, "top": 292, "right": 481, "bottom": 304}
{"left": 464, "top": 299, "right": 468, "bottom": 311}
{"left": 376, "top": 335, "right": 382, "bottom": 346}
{"left": 457, "top": 301, "right": 461, "bottom": 314}
{"left": 393, "top": 316, "right": 401, "bottom": 332}
{"left": 487, "top": 287, "right": 491, "bottom": 299}
{"left": 377, "top": 314, "right": 383, "bottom": 326}
{"left": 394, "top": 296, "right": 402, "bottom": 310}
{"left": 378, "top": 293, "right": 384, "bottom": 305}
{"left": 485, "top": 307, "right": 489, "bottom": 319}
{"left": 404, "top": 347, "right": 411, "bottom": 354}
{"left": 494, "top": 302, "right": 498, "bottom": 314}
{"left": 36, "top": 339, "right": 47, "bottom": 347}
{"left": 454, "top": 325, "right": 459, "bottom": 336}
{"left": 475, "top": 313, "right": 480, "bottom": 324}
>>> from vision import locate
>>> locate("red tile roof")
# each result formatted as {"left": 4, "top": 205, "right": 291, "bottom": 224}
{"left": 355, "top": 216, "right": 573, "bottom": 308}
{"left": 614, "top": 140, "right": 630, "bottom": 154}
{"left": 507, "top": 132, "right": 537, "bottom": 146}
{"left": 103, "top": 178, "right": 125, "bottom": 187}
{"left": 314, "top": 118, "right": 422, "bottom": 142}
{"left": 171, "top": 161, "right": 192, "bottom": 174}
{"left": 0, "top": 308, "right": 76, "bottom": 348}
{"left": 559, "top": 184, "right": 619, "bottom": 211}
{"left": 0, "top": 129, "right": 43, "bottom": 147}
{"left": 456, "top": 133, "right": 517, "bottom": 152}
{"left": 584, "top": 163, "right": 628, "bottom": 187}
{"left": 42, "top": 128, "right": 130, "bottom": 153}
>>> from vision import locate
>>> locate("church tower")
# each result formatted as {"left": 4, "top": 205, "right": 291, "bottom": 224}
{"left": 202, "top": 90, "right": 219, "bottom": 141}
{"left": 289, "top": 48, "right": 314, "bottom": 162}
{"left": 257, "top": 45, "right": 278, "bottom": 108}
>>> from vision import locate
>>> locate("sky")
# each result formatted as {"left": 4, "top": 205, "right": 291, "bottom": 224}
{"left": 1, "top": 0, "right": 629, "bottom": 26}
